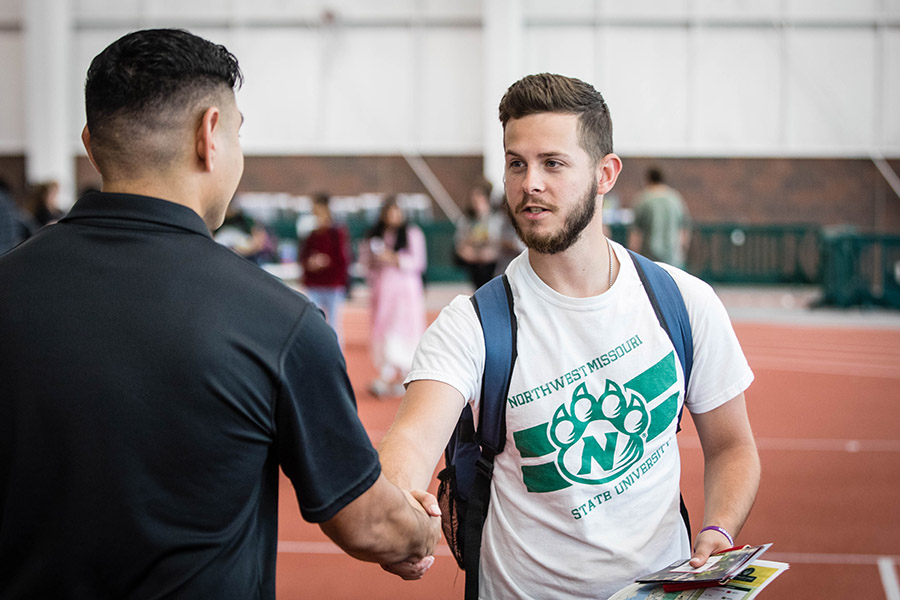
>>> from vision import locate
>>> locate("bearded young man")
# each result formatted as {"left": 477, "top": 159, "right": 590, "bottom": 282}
{"left": 378, "top": 73, "right": 760, "bottom": 599}
{"left": 0, "top": 28, "right": 439, "bottom": 599}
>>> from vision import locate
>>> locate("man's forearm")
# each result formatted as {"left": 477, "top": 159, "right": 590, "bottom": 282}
{"left": 690, "top": 393, "right": 760, "bottom": 565}
{"left": 701, "top": 441, "right": 760, "bottom": 537}
{"left": 378, "top": 428, "right": 440, "bottom": 492}
{"left": 319, "top": 474, "right": 438, "bottom": 565}
{"left": 378, "top": 379, "right": 466, "bottom": 492}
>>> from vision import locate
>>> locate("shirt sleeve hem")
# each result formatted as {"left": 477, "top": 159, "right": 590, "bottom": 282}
{"left": 686, "top": 370, "right": 755, "bottom": 415}
{"left": 404, "top": 370, "right": 472, "bottom": 401}
{"left": 299, "top": 460, "right": 382, "bottom": 523}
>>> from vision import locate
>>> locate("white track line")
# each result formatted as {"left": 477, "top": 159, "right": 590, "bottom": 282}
{"left": 277, "top": 540, "right": 452, "bottom": 556}
{"left": 766, "top": 553, "right": 900, "bottom": 565}
{"left": 275, "top": 544, "right": 900, "bottom": 566}
{"left": 278, "top": 540, "right": 900, "bottom": 568}
{"left": 277, "top": 546, "right": 900, "bottom": 597}
{"left": 678, "top": 437, "right": 900, "bottom": 452}
{"left": 746, "top": 358, "right": 900, "bottom": 379}
{"left": 879, "top": 557, "right": 900, "bottom": 600}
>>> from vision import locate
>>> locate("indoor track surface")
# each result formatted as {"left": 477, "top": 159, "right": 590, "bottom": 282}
{"left": 274, "top": 285, "right": 900, "bottom": 600}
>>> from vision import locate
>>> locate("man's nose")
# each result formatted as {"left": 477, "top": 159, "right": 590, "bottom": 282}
{"left": 521, "top": 166, "right": 545, "bottom": 195}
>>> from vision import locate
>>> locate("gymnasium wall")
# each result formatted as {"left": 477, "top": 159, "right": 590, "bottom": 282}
{"left": 68, "top": 155, "right": 900, "bottom": 233}
{"left": 2, "top": 0, "right": 899, "bottom": 232}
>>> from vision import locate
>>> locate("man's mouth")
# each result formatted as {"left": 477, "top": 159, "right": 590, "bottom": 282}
{"left": 518, "top": 200, "right": 552, "bottom": 215}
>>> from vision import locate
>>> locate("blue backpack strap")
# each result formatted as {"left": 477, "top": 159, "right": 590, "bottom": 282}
{"left": 627, "top": 250, "right": 695, "bottom": 538}
{"left": 462, "top": 274, "right": 516, "bottom": 600}
{"left": 627, "top": 250, "right": 694, "bottom": 426}
{"left": 470, "top": 274, "right": 517, "bottom": 453}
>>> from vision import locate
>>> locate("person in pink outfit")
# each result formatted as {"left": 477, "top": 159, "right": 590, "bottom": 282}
{"left": 359, "top": 195, "right": 427, "bottom": 397}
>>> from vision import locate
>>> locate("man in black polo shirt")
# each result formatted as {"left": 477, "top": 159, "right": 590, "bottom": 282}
{"left": 0, "top": 29, "right": 439, "bottom": 598}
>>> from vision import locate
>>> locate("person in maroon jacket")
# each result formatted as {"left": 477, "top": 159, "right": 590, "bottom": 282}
{"left": 300, "top": 193, "right": 351, "bottom": 345}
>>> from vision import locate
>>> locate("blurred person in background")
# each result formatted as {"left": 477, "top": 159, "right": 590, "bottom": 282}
{"left": 0, "top": 178, "right": 30, "bottom": 255}
{"left": 24, "top": 180, "right": 63, "bottom": 228}
{"left": 0, "top": 28, "right": 439, "bottom": 599}
{"left": 214, "top": 197, "right": 276, "bottom": 264}
{"left": 299, "top": 192, "right": 351, "bottom": 345}
{"left": 493, "top": 193, "right": 526, "bottom": 277}
{"left": 359, "top": 195, "right": 427, "bottom": 398}
{"left": 454, "top": 176, "right": 504, "bottom": 289}
{"left": 628, "top": 166, "right": 691, "bottom": 269}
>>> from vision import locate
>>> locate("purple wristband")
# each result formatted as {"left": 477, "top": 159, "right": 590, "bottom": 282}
{"left": 700, "top": 525, "right": 734, "bottom": 546}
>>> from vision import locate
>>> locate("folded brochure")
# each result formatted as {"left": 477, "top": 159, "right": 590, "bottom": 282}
{"left": 635, "top": 544, "right": 772, "bottom": 589}
{"left": 609, "top": 558, "right": 789, "bottom": 600}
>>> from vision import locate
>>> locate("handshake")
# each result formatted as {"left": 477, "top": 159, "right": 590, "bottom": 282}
{"left": 318, "top": 476, "right": 443, "bottom": 581}
{"left": 380, "top": 489, "right": 443, "bottom": 580}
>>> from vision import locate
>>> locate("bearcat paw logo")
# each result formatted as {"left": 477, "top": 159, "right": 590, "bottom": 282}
{"left": 549, "top": 380, "right": 649, "bottom": 485}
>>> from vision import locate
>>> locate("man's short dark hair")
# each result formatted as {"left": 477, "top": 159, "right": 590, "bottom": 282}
{"left": 647, "top": 167, "right": 664, "bottom": 184}
{"left": 498, "top": 73, "right": 613, "bottom": 163}
{"left": 84, "top": 28, "right": 243, "bottom": 175}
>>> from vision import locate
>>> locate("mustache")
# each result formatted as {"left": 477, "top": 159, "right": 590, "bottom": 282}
{"left": 512, "top": 194, "right": 553, "bottom": 213}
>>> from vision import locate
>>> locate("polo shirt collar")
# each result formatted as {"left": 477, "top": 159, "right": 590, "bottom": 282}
{"left": 61, "top": 191, "right": 213, "bottom": 238}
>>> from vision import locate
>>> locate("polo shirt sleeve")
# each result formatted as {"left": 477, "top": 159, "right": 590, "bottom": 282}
{"left": 275, "top": 304, "right": 381, "bottom": 523}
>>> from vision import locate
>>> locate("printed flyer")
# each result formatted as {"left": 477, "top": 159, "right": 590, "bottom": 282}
{"left": 608, "top": 559, "right": 790, "bottom": 600}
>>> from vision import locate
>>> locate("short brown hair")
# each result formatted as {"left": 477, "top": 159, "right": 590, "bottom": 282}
{"left": 498, "top": 73, "right": 613, "bottom": 162}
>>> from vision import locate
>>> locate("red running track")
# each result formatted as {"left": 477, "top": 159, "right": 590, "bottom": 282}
{"left": 275, "top": 308, "right": 900, "bottom": 599}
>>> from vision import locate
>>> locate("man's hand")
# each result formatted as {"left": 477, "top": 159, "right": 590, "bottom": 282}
{"left": 381, "top": 555, "right": 436, "bottom": 580}
{"left": 689, "top": 527, "right": 734, "bottom": 568}
{"left": 307, "top": 252, "right": 330, "bottom": 271}
{"left": 456, "top": 244, "right": 477, "bottom": 263}
{"left": 381, "top": 489, "right": 442, "bottom": 580}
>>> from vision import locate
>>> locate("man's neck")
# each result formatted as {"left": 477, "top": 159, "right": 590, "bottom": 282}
{"left": 526, "top": 220, "right": 617, "bottom": 298}
{"left": 100, "top": 178, "right": 211, "bottom": 228}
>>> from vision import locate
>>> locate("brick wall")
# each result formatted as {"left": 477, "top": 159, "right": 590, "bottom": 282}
{"left": 613, "top": 157, "right": 900, "bottom": 232}
{"left": 0, "top": 154, "right": 894, "bottom": 232}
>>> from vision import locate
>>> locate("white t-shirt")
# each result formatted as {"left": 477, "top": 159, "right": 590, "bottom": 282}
{"left": 407, "top": 241, "right": 753, "bottom": 600}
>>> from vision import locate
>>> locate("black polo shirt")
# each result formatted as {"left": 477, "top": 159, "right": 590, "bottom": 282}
{"left": 0, "top": 192, "right": 380, "bottom": 599}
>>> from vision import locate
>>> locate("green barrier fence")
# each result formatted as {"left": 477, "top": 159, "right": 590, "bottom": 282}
{"left": 818, "top": 230, "right": 900, "bottom": 308}
{"left": 342, "top": 220, "right": 825, "bottom": 286}
{"left": 685, "top": 223, "right": 822, "bottom": 285}
{"left": 288, "top": 215, "right": 899, "bottom": 310}
{"left": 419, "top": 220, "right": 469, "bottom": 283}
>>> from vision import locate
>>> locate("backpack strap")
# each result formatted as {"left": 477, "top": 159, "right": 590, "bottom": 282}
{"left": 463, "top": 274, "right": 516, "bottom": 600}
{"left": 627, "top": 250, "right": 694, "bottom": 424}
{"left": 627, "top": 250, "right": 695, "bottom": 539}
{"left": 471, "top": 274, "right": 517, "bottom": 453}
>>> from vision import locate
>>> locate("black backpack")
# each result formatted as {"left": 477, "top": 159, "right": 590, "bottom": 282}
{"left": 435, "top": 250, "right": 694, "bottom": 600}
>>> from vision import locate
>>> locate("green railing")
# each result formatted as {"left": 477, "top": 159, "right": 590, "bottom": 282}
{"left": 288, "top": 215, "right": 900, "bottom": 309}
{"left": 342, "top": 220, "right": 826, "bottom": 286}
{"left": 818, "top": 230, "right": 900, "bottom": 308}
{"left": 685, "top": 223, "right": 822, "bottom": 285}
{"left": 419, "top": 219, "right": 468, "bottom": 283}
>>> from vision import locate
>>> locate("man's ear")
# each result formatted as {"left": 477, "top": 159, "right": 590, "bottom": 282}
{"left": 196, "top": 106, "right": 221, "bottom": 173}
{"left": 81, "top": 125, "right": 101, "bottom": 175}
{"left": 596, "top": 153, "right": 623, "bottom": 196}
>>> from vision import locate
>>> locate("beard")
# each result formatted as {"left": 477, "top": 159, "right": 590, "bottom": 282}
{"left": 505, "top": 177, "right": 598, "bottom": 255}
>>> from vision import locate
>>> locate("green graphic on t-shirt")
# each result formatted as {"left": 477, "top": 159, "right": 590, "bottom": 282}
{"left": 514, "top": 351, "right": 679, "bottom": 493}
